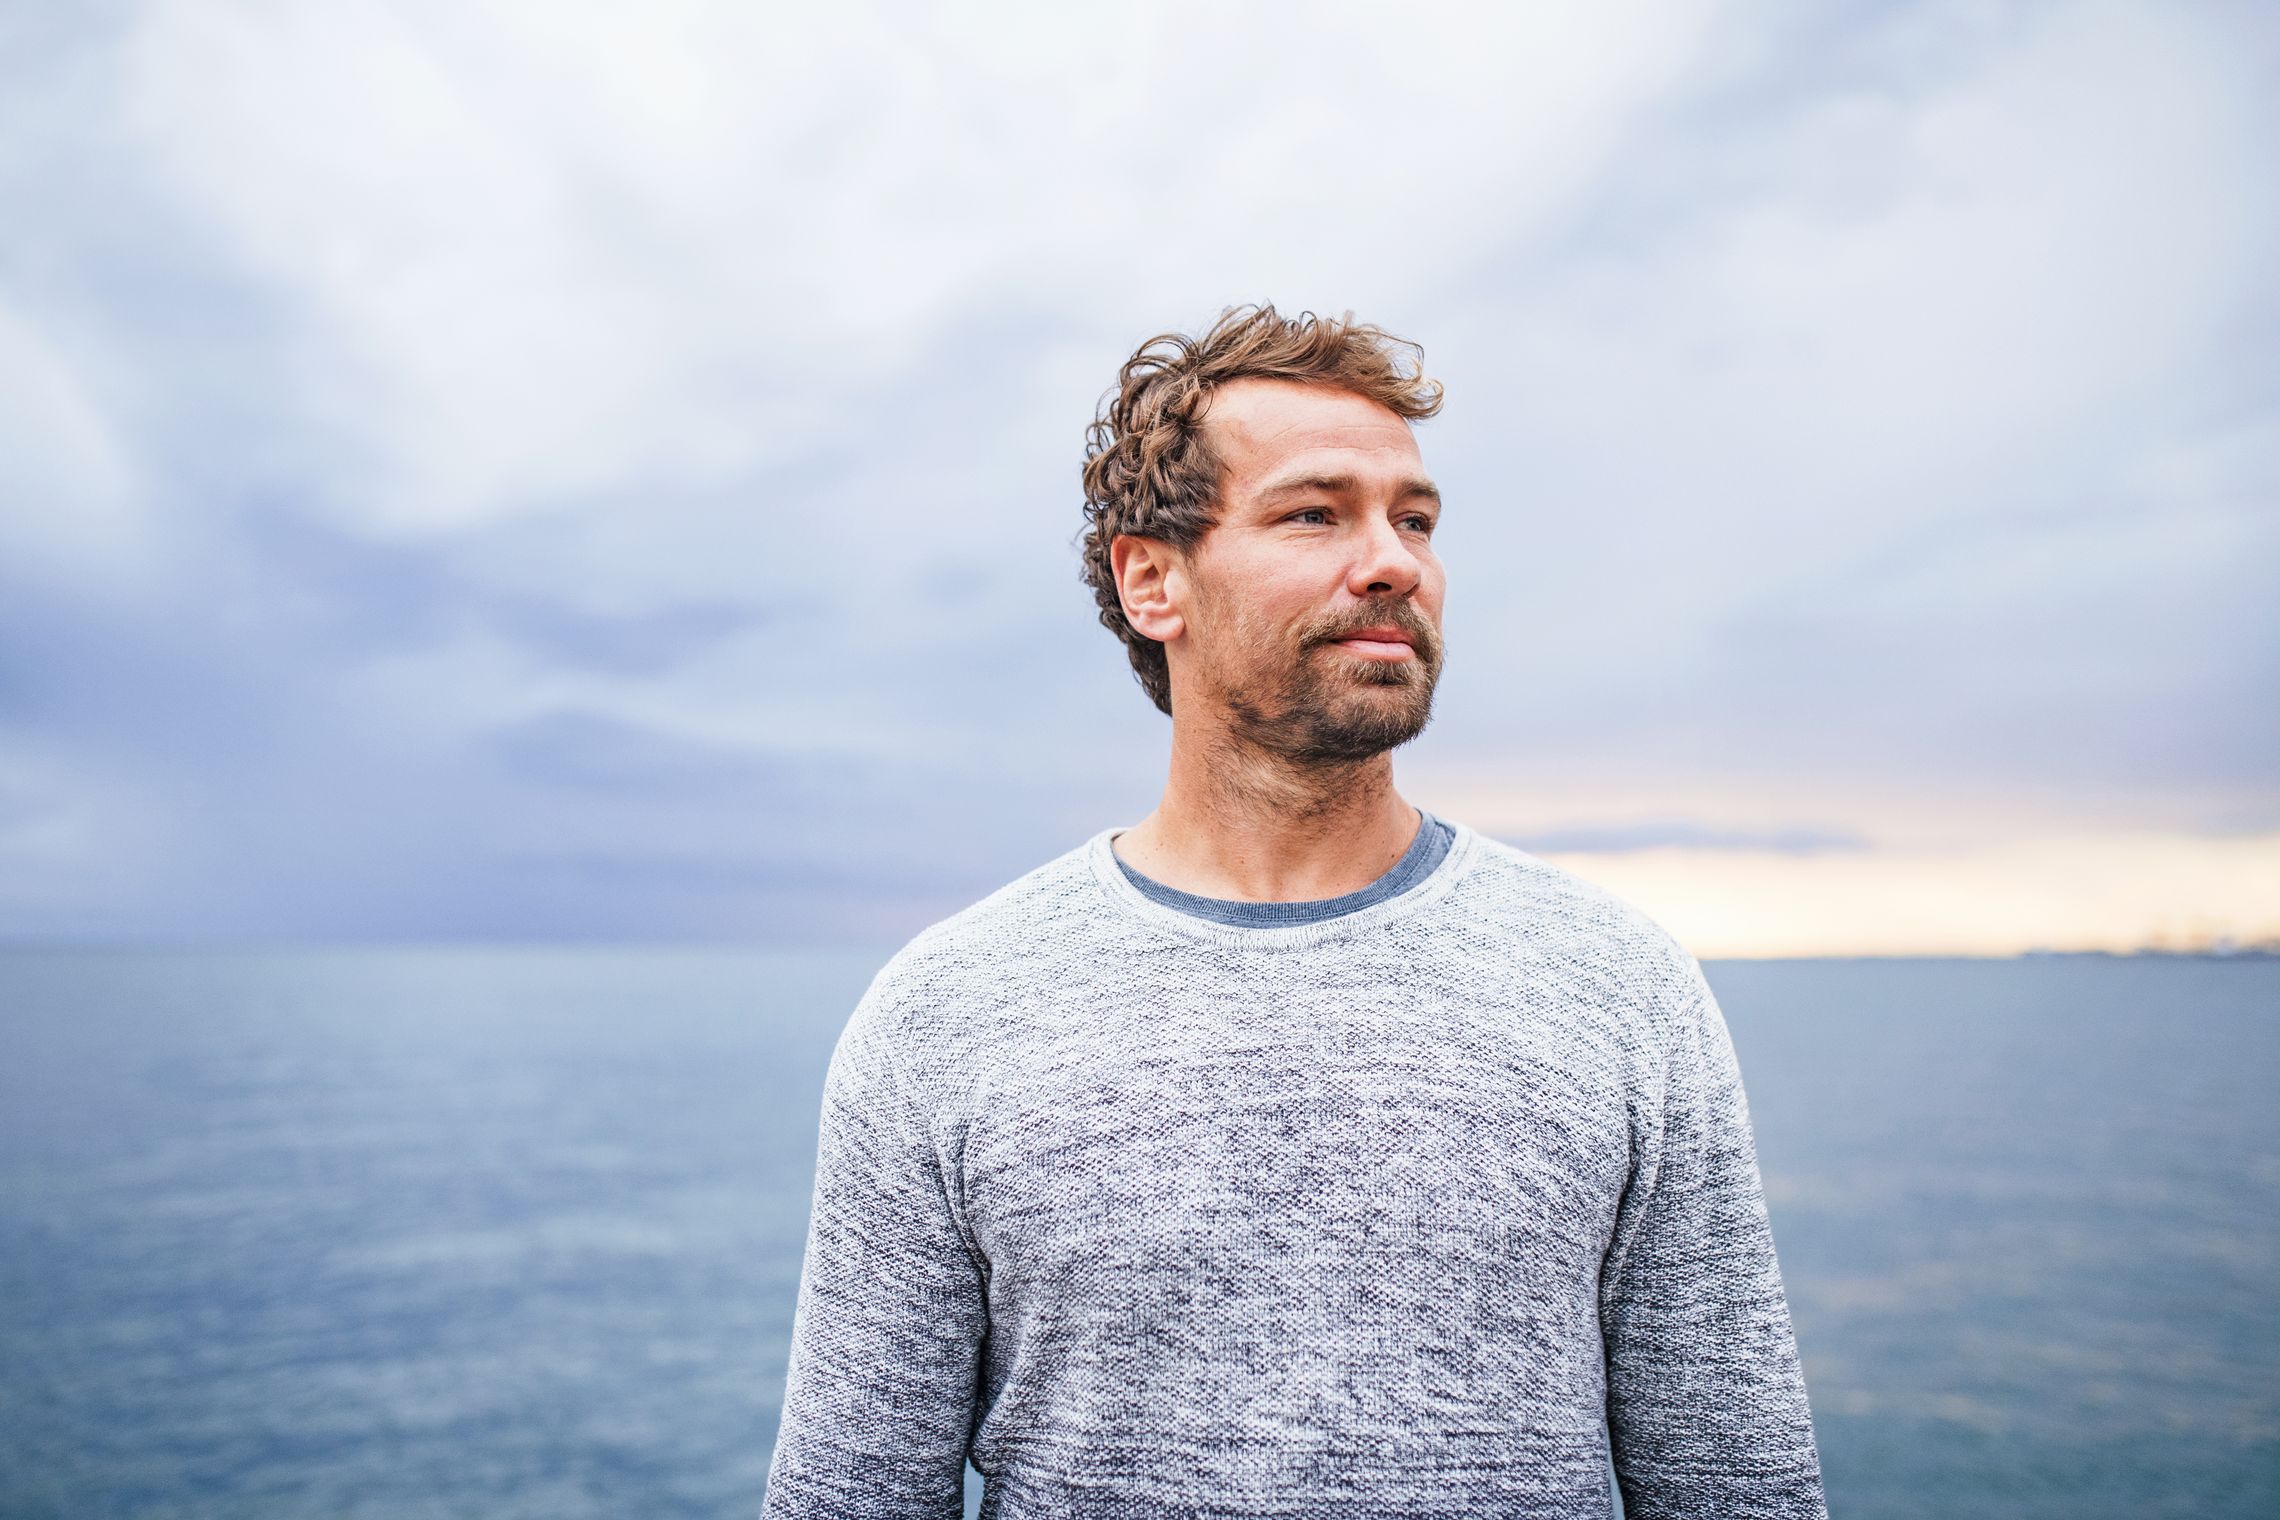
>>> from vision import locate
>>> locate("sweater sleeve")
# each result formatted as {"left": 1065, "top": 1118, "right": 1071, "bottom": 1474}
{"left": 1599, "top": 958, "right": 1827, "bottom": 1520}
{"left": 761, "top": 992, "right": 988, "bottom": 1520}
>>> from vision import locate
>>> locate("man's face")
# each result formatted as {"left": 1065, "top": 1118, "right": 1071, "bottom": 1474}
{"left": 1173, "top": 378, "right": 1447, "bottom": 763}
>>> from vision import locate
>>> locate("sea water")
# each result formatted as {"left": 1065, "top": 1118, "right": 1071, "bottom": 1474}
{"left": 0, "top": 948, "right": 2273, "bottom": 1518}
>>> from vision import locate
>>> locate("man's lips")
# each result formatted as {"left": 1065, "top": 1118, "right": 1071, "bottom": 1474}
{"left": 1328, "top": 627, "right": 1419, "bottom": 659}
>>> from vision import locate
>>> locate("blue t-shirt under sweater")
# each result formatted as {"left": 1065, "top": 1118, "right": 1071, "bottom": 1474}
{"left": 1111, "top": 807, "right": 1455, "bottom": 926}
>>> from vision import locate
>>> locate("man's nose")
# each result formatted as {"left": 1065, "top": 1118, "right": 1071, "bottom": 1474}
{"left": 1347, "top": 515, "right": 1425, "bottom": 598}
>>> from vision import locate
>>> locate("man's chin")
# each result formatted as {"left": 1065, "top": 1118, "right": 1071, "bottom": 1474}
{"left": 1220, "top": 658, "right": 1441, "bottom": 761}
{"left": 1297, "top": 694, "right": 1437, "bottom": 760}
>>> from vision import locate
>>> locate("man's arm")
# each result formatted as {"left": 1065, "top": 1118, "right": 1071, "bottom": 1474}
{"left": 761, "top": 991, "right": 988, "bottom": 1519}
{"left": 1599, "top": 959, "right": 1827, "bottom": 1520}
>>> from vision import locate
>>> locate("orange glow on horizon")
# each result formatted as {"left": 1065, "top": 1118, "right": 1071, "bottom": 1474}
{"left": 1411, "top": 774, "right": 2280, "bottom": 958}
{"left": 1527, "top": 829, "right": 2280, "bottom": 959}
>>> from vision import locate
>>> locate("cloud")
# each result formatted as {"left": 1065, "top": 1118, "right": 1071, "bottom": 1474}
{"left": 1501, "top": 822, "right": 1869, "bottom": 855}
{"left": 107, "top": 0, "right": 1709, "bottom": 539}
{"left": 1406, "top": 0, "right": 2279, "bottom": 821}
{"left": 0, "top": 301, "right": 140, "bottom": 578}
{"left": 0, "top": 0, "right": 2273, "bottom": 947}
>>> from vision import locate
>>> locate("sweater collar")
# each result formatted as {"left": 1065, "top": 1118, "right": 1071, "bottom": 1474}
{"left": 1082, "top": 819, "right": 1483, "bottom": 951}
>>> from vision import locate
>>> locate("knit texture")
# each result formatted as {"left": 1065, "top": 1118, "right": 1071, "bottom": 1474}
{"left": 761, "top": 820, "right": 1826, "bottom": 1519}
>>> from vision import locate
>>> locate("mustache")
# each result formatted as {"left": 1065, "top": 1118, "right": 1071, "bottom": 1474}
{"left": 1301, "top": 603, "right": 1442, "bottom": 657}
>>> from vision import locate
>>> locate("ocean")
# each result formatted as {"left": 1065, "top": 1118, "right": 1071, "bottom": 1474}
{"left": 0, "top": 948, "right": 2272, "bottom": 1518}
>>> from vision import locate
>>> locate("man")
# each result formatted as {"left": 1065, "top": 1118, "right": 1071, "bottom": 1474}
{"left": 761, "top": 306, "right": 1827, "bottom": 1518}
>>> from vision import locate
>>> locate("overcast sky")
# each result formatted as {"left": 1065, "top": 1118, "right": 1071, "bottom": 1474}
{"left": 3, "top": 0, "right": 2275, "bottom": 954}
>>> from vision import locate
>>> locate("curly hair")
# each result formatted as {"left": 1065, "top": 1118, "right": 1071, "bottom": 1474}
{"left": 1078, "top": 304, "right": 1444, "bottom": 715}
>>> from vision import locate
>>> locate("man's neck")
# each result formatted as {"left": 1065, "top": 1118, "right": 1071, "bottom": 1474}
{"left": 1112, "top": 726, "right": 1422, "bottom": 903}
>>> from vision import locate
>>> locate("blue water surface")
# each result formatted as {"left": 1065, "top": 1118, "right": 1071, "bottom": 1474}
{"left": 0, "top": 949, "right": 2273, "bottom": 1518}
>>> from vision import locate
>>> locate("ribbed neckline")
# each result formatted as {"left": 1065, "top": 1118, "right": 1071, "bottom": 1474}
{"left": 1084, "top": 819, "right": 1483, "bottom": 951}
{"left": 1112, "top": 808, "right": 1452, "bottom": 927}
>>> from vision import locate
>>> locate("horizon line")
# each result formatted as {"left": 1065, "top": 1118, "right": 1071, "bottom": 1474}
{"left": 2, "top": 934, "right": 2275, "bottom": 964}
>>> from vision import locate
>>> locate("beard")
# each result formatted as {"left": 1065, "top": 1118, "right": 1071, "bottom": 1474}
{"left": 1217, "top": 598, "right": 1446, "bottom": 764}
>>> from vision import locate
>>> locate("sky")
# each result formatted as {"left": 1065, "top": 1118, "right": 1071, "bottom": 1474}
{"left": 1, "top": 0, "right": 2275, "bottom": 956}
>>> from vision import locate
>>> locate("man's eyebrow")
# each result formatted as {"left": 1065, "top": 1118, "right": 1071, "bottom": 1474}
{"left": 1252, "top": 473, "right": 1443, "bottom": 506}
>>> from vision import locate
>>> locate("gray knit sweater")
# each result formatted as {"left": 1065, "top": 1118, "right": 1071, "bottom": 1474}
{"left": 761, "top": 821, "right": 1826, "bottom": 1519}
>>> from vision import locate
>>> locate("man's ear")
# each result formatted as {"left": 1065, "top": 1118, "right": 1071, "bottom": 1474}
{"left": 1111, "top": 534, "right": 1186, "bottom": 643}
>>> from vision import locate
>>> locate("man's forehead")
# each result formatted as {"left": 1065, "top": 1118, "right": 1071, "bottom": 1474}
{"left": 1203, "top": 378, "right": 1423, "bottom": 479}
{"left": 1194, "top": 380, "right": 1422, "bottom": 510}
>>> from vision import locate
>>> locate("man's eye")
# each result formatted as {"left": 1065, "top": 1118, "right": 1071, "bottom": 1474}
{"left": 1402, "top": 515, "right": 1434, "bottom": 533}
{"left": 1290, "top": 508, "right": 1330, "bottom": 524}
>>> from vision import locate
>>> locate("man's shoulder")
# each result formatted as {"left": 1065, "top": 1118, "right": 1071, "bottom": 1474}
{"left": 1458, "top": 830, "right": 1685, "bottom": 942}
{"left": 848, "top": 834, "right": 1111, "bottom": 1029}
{"left": 1451, "top": 827, "right": 1714, "bottom": 1023}
{"left": 911, "top": 833, "right": 1110, "bottom": 954}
